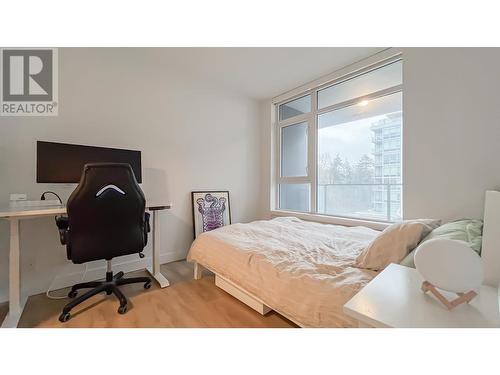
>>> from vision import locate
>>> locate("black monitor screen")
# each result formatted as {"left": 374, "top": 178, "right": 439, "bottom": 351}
{"left": 37, "top": 141, "right": 142, "bottom": 183}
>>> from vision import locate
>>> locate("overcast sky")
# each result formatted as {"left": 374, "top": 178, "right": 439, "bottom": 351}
{"left": 318, "top": 114, "right": 388, "bottom": 165}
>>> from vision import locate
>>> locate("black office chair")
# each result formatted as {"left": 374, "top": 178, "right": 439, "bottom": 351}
{"left": 55, "top": 163, "right": 152, "bottom": 323}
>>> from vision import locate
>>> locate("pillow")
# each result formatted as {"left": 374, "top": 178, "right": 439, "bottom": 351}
{"left": 355, "top": 219, "right": 441, "bottom": 271}
{"left": 400, "top": 219, "right": 483, "bottom": 269}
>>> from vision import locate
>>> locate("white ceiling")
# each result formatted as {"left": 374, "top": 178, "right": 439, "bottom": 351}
{"left": 147, "top": 48, "right": 383, "bottom": 100}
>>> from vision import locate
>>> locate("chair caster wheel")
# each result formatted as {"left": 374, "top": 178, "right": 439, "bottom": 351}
{"left": 59, "top": 312, "right": 71, "bottom": 322}
{"left": 144, "top": 281, "right": 151, "bottom": 289}
{"left": 118, "top": 305, "right": 128, "bottom": 314}
{"left": 68, "top": 290, "right": 78, "bottom": 298}
{"left": 106, "top": 290, "right": 112, "bottom": 295}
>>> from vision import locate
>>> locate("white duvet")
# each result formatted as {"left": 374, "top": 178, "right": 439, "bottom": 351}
{"left": 187, "top": 216, "right": 379, "bottom": 327}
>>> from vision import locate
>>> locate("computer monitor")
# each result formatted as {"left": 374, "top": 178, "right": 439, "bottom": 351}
{"left": 36, "top": 141, "right": 142, "bottom": 183}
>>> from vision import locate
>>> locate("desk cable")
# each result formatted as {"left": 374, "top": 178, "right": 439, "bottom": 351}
{"left": 40, "top": 191, "right": 63, "bottom": 204}
{"left": 46, "top": 264, "right": 89, "bottom": 300}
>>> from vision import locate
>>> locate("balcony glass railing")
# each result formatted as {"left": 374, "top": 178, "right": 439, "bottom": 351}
{"left": 317, "top": 183, "right": 402, "bottom": 222}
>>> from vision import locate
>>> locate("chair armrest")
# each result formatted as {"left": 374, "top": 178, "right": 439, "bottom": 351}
{"left": 145, "top": 212, "right": 151, "bottom": 233}
{"left": 55, "top": 216, "right": 69, "bottom": 245}
{"left": 144, "top": 212, "right": 151, "bottom": 247}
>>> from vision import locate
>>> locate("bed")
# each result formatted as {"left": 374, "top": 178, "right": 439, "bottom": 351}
{"left": 187, "top": 216, "right": 380, "bottom": 327}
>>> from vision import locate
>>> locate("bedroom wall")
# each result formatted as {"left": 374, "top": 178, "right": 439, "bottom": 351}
{"left": 258, "top": 98, "right": 274, "bottom": 220}
{"left": 261, "top": 47, "right": 500, "bottom": 224}
{"left": 0, "top": 48, "right": 263, "bottom": 302}
{"left": 402, "top": 47, "right": 500, "bottom": 221}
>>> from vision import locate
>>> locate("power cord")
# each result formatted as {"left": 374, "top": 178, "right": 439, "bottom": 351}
{"left": 40, "top": 191, "right": 63, "bottom": 204}
{"left": 46, "top": 264, "right": 88, "bottom": 300}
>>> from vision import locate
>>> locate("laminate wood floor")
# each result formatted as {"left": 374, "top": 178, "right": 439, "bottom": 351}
{"left": 0, "top": 260, "right": 297, "bottom": 328}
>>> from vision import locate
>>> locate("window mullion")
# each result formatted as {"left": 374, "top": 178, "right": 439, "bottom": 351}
{"left": 309, "top": 92, "right": 318, "bottom": 214}
{"left": 278, "top": 176, "right": 311, "bottom": 184}
{"left": 277, "top": 113, "right": 310, "bottom": 127}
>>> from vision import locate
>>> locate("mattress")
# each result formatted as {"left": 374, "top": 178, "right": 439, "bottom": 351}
{"left": 187, "top": 216, "right": 379, "bottom": 327}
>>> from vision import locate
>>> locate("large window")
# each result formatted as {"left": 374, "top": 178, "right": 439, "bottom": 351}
{"left": 275, "top": 58, "right": 403, "bottom": 222}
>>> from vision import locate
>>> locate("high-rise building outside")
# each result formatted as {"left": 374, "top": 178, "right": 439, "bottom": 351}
{"left": 371, "top": 112, "right": 403, "bottom": 221}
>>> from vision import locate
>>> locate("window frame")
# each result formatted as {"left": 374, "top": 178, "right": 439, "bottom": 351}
{"left": 275, "top": 90, "right": 316, "bottom": 212}
{"left": 273, "top": 53, "right": 403, "bottom": 225}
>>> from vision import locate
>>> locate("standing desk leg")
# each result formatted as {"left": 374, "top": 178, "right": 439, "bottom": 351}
{"left": 1, "top": 218, "right": 27, "bottom": 328}
{"left": 147, "top": 210, "right": 170, "bottom": 288}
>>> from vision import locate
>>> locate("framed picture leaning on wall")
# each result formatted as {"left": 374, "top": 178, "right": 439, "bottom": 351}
{"left": 191, "top": 191, "right": 231, "bottom": 238}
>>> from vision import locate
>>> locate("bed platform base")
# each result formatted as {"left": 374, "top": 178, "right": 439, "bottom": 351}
{"left": 194, "top": 262, "right": 203, "bottom": 280}
{"left": 193, "top": 262, "right": 271, "bottom": 315}
{"left": 215, "top": 274, "right": 272, "bottom": 315}
{"left": 192, "top": 262, "right": 304, "bottom": 326}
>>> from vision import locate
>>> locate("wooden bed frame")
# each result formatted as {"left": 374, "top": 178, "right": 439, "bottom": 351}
{"left": 193, "top": 262, "right": 304, "bottom": 327}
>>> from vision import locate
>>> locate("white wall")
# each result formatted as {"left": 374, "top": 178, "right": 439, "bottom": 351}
{"left": 258, "top": 99, "right": 274, "bottom": 219}
{"left": 261, "top": 48, "right": 500, "bottom": 224}
{"left": 0, "top": 48, "right": 264, "bottom": 302}
{"left": 402, "top": 48, "right": 500, "bottom": 221}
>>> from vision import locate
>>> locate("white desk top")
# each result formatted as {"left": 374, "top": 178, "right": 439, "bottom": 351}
{"left": 0, "top": 203, "right": 171, "bottom": 219}
{"left": 0, "top": 205, "right": 66, "bottom": 218}
{"left": 344, "top": 263, "right": 500, "bottom": 328}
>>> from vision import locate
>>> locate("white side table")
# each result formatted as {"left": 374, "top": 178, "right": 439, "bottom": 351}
{"left": 343, "top": 263, "right": 500, "bottom": 328}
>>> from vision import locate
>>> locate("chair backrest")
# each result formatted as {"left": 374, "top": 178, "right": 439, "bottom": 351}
{"left": 66, "top": 163, "right": 146, "bottom": 264}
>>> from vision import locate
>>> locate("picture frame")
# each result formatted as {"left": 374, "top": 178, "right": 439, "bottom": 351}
{"left": 191, "top": 190, "right": 231, "bottom": 238}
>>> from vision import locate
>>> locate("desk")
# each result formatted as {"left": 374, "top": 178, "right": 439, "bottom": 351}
{"left": 0, "top": 203, "right": 171, "bottom": 328}
{"left": 343, "top": 263, "right": 500, "bottom": 328}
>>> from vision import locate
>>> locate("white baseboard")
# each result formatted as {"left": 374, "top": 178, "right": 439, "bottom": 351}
{"left": 0, "top": 250, "right": 187, "bottom": 304}
{"left": 50, "top": 250, "right": 187, "bottom": 291}
{"left": 160, "top": 251, "right": 187, "bottom": 265}
{"left": 49, "top": 257, "right": 150, "bottom": 292}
